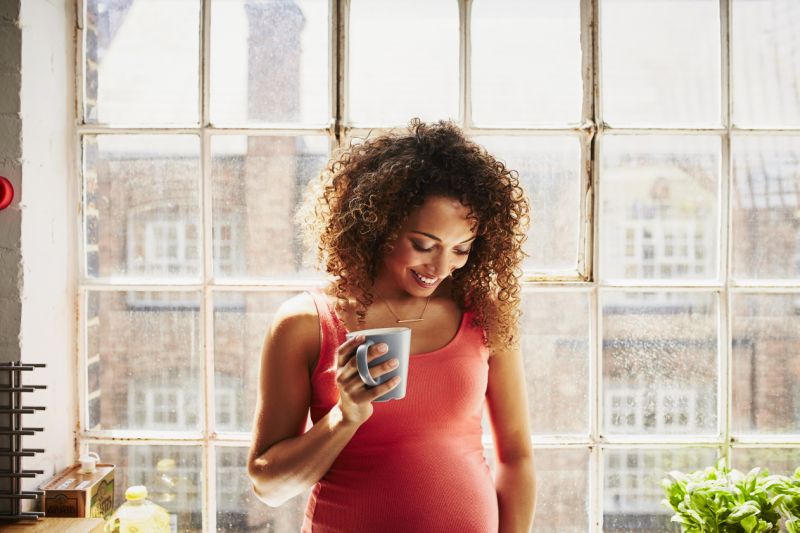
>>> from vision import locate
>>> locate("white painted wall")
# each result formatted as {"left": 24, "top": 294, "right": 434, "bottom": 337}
{"left": 19, "top": 0, "right": 77, "bottom": 504}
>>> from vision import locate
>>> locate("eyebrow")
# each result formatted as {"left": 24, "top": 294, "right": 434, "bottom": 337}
{"left": 409, "top": 230, "right": 477, "bottom": 244}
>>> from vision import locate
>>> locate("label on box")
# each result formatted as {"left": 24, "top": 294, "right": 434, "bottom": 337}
{"left": 42, "top": 463, "right": 115, "bottom": 520}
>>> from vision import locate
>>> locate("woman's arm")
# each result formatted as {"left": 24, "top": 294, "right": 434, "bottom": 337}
{"left": 247, "top": 294, "right": 399, "bottom": 507}
{"left": 247, "top": 295, "right": 361, "bottom": 507}
{"left": 485, "top": 342, "right": 537, "bottom": 533}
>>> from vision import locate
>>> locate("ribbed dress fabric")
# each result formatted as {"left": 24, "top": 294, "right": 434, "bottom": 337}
{"left": 301, "top": 288, "right": 498, "bottom": 533}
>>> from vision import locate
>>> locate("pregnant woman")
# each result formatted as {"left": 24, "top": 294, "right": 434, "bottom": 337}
{"left": 248, "top": 119, "right": 537, "bottom": 532}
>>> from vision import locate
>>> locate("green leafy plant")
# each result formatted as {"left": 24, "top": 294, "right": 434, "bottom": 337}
{"left": 661, "top": 457, "right": 799, "bottom": 533}
{"left": 770, "top": 467, "right": 800, "bottom": 533}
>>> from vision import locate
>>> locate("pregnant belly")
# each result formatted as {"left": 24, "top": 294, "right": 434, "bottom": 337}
{"left": 305, "top": 442, "right": 498, "bottom": 533}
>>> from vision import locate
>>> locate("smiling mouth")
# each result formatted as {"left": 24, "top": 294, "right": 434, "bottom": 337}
{"left": 411, "top": 269, "right": 438, "bottom": 287}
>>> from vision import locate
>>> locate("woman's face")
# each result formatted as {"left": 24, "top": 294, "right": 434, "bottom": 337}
{"left": 374, "top": 195, "right": 477, "bottom": 298}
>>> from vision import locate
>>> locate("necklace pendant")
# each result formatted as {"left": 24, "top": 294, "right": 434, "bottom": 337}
{"left": 396, "top": 318, "right": 424, "bottom": 323}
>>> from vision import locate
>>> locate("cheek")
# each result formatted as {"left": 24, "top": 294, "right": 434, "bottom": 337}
{"left": 385, "top": 246, "right": 420, "bottom": 268}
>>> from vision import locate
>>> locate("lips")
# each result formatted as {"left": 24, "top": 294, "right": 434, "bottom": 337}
{"left": 411, "top": 269, "right": 438, "bottom": 288}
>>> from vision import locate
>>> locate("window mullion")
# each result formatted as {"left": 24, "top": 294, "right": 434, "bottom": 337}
{"left": 587, "top": 0, "right": 601, "bottom": 527}
{"left": 581, "top": 0, "right": 597, "bottom": 128}
{"left": 334, "top": 0, "right": 347, "bottom": 145}
{"left": 201, "top": 0, "right": 211, "bottom": 129}
{"left": 720, "top": 0, "right": 733, "bottom": 467}
{"left": 76, "top": 0, "right": 86, "bottom": 124}
{"left": 460, "top": 0, "right": 471, "bottom": 128}
{"left": 200, "top": 0, "right": 216, "bottom": 531}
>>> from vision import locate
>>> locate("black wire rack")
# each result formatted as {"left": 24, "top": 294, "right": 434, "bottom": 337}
{"left": 0, "top": 362, "right": 46, "bottom": 522}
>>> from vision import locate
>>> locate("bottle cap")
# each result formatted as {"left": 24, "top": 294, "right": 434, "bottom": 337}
{"left": 78, "top": 451, "right": 100, "bottom": 474}
{"left": 126, "top": 485, "right": 148, "bottom": 501}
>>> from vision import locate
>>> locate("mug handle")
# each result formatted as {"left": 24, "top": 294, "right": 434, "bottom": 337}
{"left": 355, "top": 341, "right": 380, "bottom": 387}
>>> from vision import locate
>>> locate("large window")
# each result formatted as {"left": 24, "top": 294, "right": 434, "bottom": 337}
{"left": 78, "top": 0, "right": 800, "bottom": 531}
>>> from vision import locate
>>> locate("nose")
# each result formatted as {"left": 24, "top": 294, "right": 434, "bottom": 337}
{"left": 428, "top": 250, "right": 452, "bottom": 278}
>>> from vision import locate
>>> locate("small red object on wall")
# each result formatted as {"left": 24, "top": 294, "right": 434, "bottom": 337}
{"left": 0, "top": 176, "right": 13, "bottom": 210}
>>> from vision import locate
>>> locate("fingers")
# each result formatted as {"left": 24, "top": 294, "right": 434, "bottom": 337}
{"left": 335, "top": 338, "right": 401, "bottom": 395}
{"left": 336, "top": 343, "right": 394, "bottom": 383}
{"left": 336, "top": 335, "right": 365, "bottom": 367}
{"left": 366, "top": 374, "right": 401, "bottom": 400}
{"left": 343, "top": 369, "right": 402, "bottom": 400}
{"left": 352, "top": 354, "right": 399, "bottom": 383}
{"left": 343, "top": 342, "right": 392, "bottom": 381}
{"left": 337, "top": 336, "right": 387, "bottom": 369}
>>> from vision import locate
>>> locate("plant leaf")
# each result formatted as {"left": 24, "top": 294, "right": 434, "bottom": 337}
{"left": 726, "top": 503, "right": 759, "bottom": 522}
{"left": 741, "top": 514, "right": 757, "bottom": 533}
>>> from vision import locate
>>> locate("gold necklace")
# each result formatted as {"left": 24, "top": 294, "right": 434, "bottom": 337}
{"left": 380, "top": 295, "right": 431, "bottom": 323}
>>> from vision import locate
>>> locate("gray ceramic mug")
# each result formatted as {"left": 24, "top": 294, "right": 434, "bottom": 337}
{"left": 345, "top": 327, "right": 411, "bottom": 402}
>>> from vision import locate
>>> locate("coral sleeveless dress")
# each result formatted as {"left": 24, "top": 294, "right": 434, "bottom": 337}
{"left": 301, "top": 289, "right": 498, "bottom": 533}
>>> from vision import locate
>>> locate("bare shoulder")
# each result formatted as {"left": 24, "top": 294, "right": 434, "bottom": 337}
{"left": 267, "top": 292, "right": 320, "bottom": 371}
{"left": 273, "top": 291, "right": 318, "bottom": 322}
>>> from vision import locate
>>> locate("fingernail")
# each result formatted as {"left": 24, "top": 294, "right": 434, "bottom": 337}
{"left": 377, "top": 343, "right": 388, "bottom": 353}
{"left": 389, "top": 359, "right": 399, "bottom": 367}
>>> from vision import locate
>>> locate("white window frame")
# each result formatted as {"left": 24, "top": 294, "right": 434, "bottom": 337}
{"left": 74, "top": 1, "right": 800, "bottom": 531}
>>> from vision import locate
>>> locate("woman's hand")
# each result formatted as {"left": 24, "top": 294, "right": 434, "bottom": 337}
{"left": 335, "top": 335, "right": 401, "bottom": 426}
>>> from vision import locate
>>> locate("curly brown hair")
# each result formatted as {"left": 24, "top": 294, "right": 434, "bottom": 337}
{"left": 296, "top": 119, "right": 529, "bottom": 350}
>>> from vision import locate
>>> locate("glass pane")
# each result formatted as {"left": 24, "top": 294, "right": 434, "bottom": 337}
{"left": 216, "top": 446, "right": 312, "bottom": 532}
{"left": 211, "top": 135, "right": 328, "bottom": 279}
{"left": 485, "top": 448, "right": 588, "bottom": 531}
{"left": 471, "top": 0, "right": 581, "bottom": 126}
{"left": 349, "top": 0, "right": 458, "bottom": 125}
{"left": 732, "top": 293, "right": 800, "bottom": 435}
{"left": 602, "top": 291, "right": 719, "bottom": 436}
{"left": 475, "top": 136, "right": 582, "bottom": 274}
{"left": 214, "top": 291, "right": 299, "bottom": 433}
{"left": 600, "top": 135, "right": 720, "bottom": 282}
{"left": 84, "top": 0, "right": 200, "bottom": 124}
{"left": 731, "top": 448, "right": 800, "bottom": 477}
{"left": 600, "top": 0, "right": 720, "bottom": 126}
{"left": 603, "top": 447, "right": 720, "bottom": 532}
{"left": 93, "top": 443, "right": 202, "bottom": 532}
{"left": 84, "top": 135, "right": 201, "bottom": 280}
{"left": 528, "top": 448, "right": 589, "bottom": 532}
{"left": 731, "top": 136, "right": 800, "bottom": 280}
{"left": 210, "top": 0, "right": 329, "bottom": 125}
{"left": 86, "top": 291, "right": 202, "bottom": 432}
{"left": 520, "top": 290, "right": 591, "bottom": 436}
{"left": 732, "top": 0, "right": 800, "bottom": 127}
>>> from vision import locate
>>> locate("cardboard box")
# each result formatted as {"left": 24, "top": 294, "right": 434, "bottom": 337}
{"left": 41, "top": 464, "right": 115, "bottom": 520}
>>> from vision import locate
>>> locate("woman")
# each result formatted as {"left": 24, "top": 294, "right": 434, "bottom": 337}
{"left": 247, "top": 119, "right": 536, "bottom": 532}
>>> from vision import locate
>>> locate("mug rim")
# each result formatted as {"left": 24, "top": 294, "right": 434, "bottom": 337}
{"left": 347, "top": 326, "right": 411, "bottom": 336}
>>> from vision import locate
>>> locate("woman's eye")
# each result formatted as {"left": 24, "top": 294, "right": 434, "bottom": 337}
{"left": 412, "top": 242, "right": 470, "bottom": 255}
